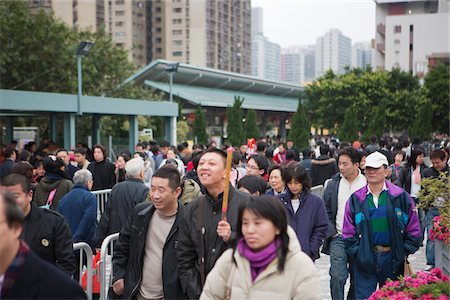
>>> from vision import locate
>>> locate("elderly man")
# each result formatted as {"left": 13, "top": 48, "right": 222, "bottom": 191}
{"left": 58, "top": 169, "right": 97, "bottom": 246}
{"left": 0, "top": 191, "right": 87, "bottom": 299}
{"left": 343, "top": 151, "right": 421, "bottom": 300}
{"left": 92, "top": 157, "right": 149, "bottom": 248}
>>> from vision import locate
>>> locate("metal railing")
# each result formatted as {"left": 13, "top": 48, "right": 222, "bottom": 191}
{"left": 99, "top": 232, "right": 120, "bottom": 300}
{"left": 73, "top": 242, "right": 93, "bottom": 300}
{"left": 311, "top": 184, "right": 325, "bottom": 199}
{"left": 92, "top": 189, "right": 112, "bottom": 221}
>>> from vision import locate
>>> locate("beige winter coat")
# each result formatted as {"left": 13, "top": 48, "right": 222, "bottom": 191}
{"left": 200, "top": 227, "right": 321, "bottom": 300}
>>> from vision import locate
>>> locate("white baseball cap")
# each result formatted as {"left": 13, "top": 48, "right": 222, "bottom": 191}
{"left": 365, "top": 151, "right": 389, "bottom": 168}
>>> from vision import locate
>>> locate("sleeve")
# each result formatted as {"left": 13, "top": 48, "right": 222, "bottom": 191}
{"left": 403, "top": 193, "right": 421, "bottom": 256}
{"left": 323, "top": 184, "right": 337, "bottom": 238}
{"left": 54, "top": 215, "right": 76, "bottom": 276}
{"left": 309, "top": 198, "right": 328, "bottom": 259}
{"left": 199, "top": 251, "right": 232, "bottom": 300}
{"left": 394, "top": 167, "right": 406, "bottom": 188}
{"left": 292, "top": 256, "right": 322, "bottom": 300}
{"left": 108, "top": 164, "right": 116, "bottom": 189}
{"left": 73, "top": 193, "right": 97, "bottom": 242}
{"left": 112, "top": 211, "right": 133, "bottom": 282}
{"left": 342, "top": 196, "right": 359, "bottom": 258}
{"left": 176, "top": 205, "right": 203, "bottom": 299}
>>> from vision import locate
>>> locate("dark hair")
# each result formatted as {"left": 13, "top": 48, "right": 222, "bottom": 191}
{"left": 285, "top": 149, "right": 296, "bottom": 161}
{"left": 248, "top": 154, "right": 269, "bottom": 176}
{"left": 278, "top": 142, "right": 285, "bottom": 148}
{"left": 133, "top": 152, "right": 145, "bottom": 160}
{"left": 268, "top": 165, "right": 284, "bottom": 179}
{"left": 234, "top": 195, "right": 289, "bottom": 273}
{"left": 93, "top": 144, "right": 107, "bottom": 158}
{"left": 407, "top": 149, "right": 424, "bottom": 169}
{"left": 393, "top": 150, "right": 405, "bottom": 161}
{"left": 191, "top": 150, "right": 203, "bottom": 170}
{"left": 4, "top": 146, "right": 15, "bottom": 158}
{"left": 232, "top": 151, "right": 242, "bottom": 166}
{"left": 159, "top": 140, "right": 170, "bottom": 148}
{"left": 1, "top": 173, "right": 31, "bottom": 194}
{"left": 379, "top": 139, "right": 387, "bottom": 148}
{"left": 370, "top": 135, "right": 377, "bottom": 143}
{"left": 283, "top": 164, "right": 311, "bottom": 192}
{"left": 338, "top": 147, "right": 362, "bottom": 164}
{"left": 56, "top": 148, "right": 69, "bottom": 156}
{"left": 199, "top": 148, "right": 227, "bottom": 167}
{"left": 18, "top": 150, "right": 31, "bottom": 162}
{"left": 153, "top": 165, "right": 181, "bottom": 190}
{"left": 319, "top": 144, "right": 330, "bottom": 155}
{"left": 11, "top": 162, "right": 34, "bottom": 181}
{"left": 0, "top": 191, "right": 25, "bottom": 228}
{"left": 237, "top": 175, "right": 267, "bottom": 195}
{"left": 74, "top": 147, "right": 86, "bottom": 156}
{"left": 119, "top": 153, "right": 131, "bottom": 162}
{"left": 302, "top": 148, "right": 312, "bottom": 158}
{"left": 256, "top": 141, "right": 267, "bottom": 152}
{"left": 164, "top": 158, "right": 179, "bottom": 167}
{"left": 43, "top": 156, "right": 65, "bottom": 174}
{"left": 136, "top": 143, "right": 144, "bottom": 149}
{"left": 430, "top": 149, "right": 446, "bottom": 161}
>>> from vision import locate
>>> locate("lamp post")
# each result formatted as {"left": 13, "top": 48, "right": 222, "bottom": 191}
{"left": 165, "top": 62, "right": 179, "bottom": 145}
{"left": 75, "top": 41, "right": 95, "bottom": 115}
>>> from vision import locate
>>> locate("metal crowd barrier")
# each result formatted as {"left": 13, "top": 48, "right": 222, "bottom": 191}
{"left": 73, "top": 242, "right": 93, "bottom": 300}
{"left": 92, "top": 189, "right": 112, "bottom": 221}
{"left": 99, "top": 232, "right": 120, "bottom": 300}
{"left": 311, "top": 184, "right": 325, "bottom": 199}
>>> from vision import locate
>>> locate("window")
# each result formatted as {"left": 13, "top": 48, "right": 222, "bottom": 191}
{"left": 172, "top": 19, "right": 182, "bottom": 24}
{"left": 115, "top": 32, "right": 125, "bottom": 37}
{"left": 173, "top": 8, "right": 182, "bottom": 13}
{"left": 115, "top": 0, "right": 124, "bottom": 4}
{"left": 116, "top": 43, "right": 124, "bottom": 47}
{"left": 173, "top": 40, "right": 183, "bottom": 46}
{"left": 394, "top": 25, "right": 401, "bottom": 33}
{"left": 156, "top": 17, "right": 162, "bottom": 23}
{"left": 115, "top": 21, "right": 124, "bottom": 27}
{"left": 156, "top": 48, "right": 162, "bottom": 53}
{"left": 155, "top": 27, "right": 162, "bottom": 33}
{"left": 155, "top": 7, "right": 161, "bottom": 13}
{"left": 172, "top": 51, "right": 183, "bottom": 57}
{"left": 172, "top": 29, "right": 182, "bottom": 35}
{"left": 115, "top": 10, "right": 124, "bottom": 16}
{"left": 410, "top": 25, "right": 413, "bottom": 32}
{"left": 394, "top": 39, "right": 400, "bottom": 45}
{"left": 156, "top": 37, "right": 162, "bottom": 43}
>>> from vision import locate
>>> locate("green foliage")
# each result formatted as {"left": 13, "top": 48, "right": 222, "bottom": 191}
{"left": 177, "top": 120, "right": 189, "bottom": 143}
{"left": 244, "top": 109, "right": 259, "bottom": 140}
{"left": 287, "top": 101, "right": 310, "bottom": 148}
{"left": 409, "top": 95, "right": 433, "bottom": 140}
{"left": 193, "top": 106, "right": 208, "bottom": 145}
{"left": 424, "top": 63, "right": 450, "bottom": 134}
{"left": 338, "top": 106, "right": 359, "bottom": 143}
{"left": 226, "top": 96, "right": 244, "bottom": 147}
{"left": 418, "top": 172, "right": 450, "bottom": 229}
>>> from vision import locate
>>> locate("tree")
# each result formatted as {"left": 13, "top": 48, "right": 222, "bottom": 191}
{"left": 177, "top": 120, "right": 189, "bottom": 143}
{"left": 226, "top": 96, "right": 244, "bottom": 147}
{"left": 244, "top": 109, "right": 259, "bottom": 140}
{"left": 338, "top": 106, "right": 359, "bottom": 143}
{"left": 287, "top": 100, "right": 310, "bottom": 149}
{"left": 424, "top": 63, "right": 450, "bottom": 134}
{"left": 409, "top": 96, "right": 433, "bottom": 140}
{"left": 193, "top": 106, "right": 208, "bottom": 144}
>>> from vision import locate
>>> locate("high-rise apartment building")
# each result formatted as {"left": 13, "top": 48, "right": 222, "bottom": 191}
{"left": 375, "top": 0, "right": 449, "bottom": 76}
{"left": 315, "top": 29, "right": 352, "bottom": 78}
{"left": 252, "top": 7, "right": 263, "bottom": 36}
{"left": 352, "top": 41, "right": 375, "bottom": 69}
{"left": 280, "top": 45, "right": 316, "bottom": 85}
{"left": 251, "top": 35, "right": 281, "bottom": 81}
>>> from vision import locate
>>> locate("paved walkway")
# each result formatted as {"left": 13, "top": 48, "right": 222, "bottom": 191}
{"left": 316, "top": 244, "right": 428, "bottom": 299}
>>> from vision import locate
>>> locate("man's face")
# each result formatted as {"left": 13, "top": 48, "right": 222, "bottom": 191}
{"left": 365, "top": 166, "right": 388, "bottom": 185}
{"left": 136, "top": 145, "right": 144, "bottom": 153}
{"left": 74, "top": 153, "right": 86, "bottom": 165}
{"left": 246, "top": 158, "right": 262, "bottom": 176}
{"left": 0, "top": 184, "right": 32, "bottom": 215}
{"left": 197, "top": 153, "right": 226, "bottom": 189}
{"left": 56, "top": 151, "right": 69, "bottom": 165}
{"left": 431, "top": 158, "right": 447, "bottom": 172}
{"left": 279, "top": 145, "right": 285, "bottom": 152}
{"left": 93, "top": 148, "right": 104, "bottom": 162}
{"left": 161, "top": 146, "right": 169, "bottom": 155}
{"left": 150, "top": 177, "right": 181, "bottom": 214}
{"left": 339, "top": 155, "right": 359, "bottom": 180}
{"left": 287, "top": 141, "right": 294, "bottom": 149}
{"left": 0, "top": 197, "right": 22, "bottom": 258}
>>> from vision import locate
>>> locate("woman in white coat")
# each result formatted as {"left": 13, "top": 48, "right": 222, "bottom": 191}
{"left": 200, "top": 195, "right": 321, "bottom": 300}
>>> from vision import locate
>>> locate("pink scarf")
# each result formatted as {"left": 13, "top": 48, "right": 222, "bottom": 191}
{"left": 237, "top": 237, "right": 280, "bottom": 282}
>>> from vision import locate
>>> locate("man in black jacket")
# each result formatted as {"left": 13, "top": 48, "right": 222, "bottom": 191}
{"left": 88, "top": 144, "right": 116, "bottom": 191}
{"left": 112, "top": 166, "right": 187, "bottom": 299}
{"left": 311, "top": 143, "right": 339, "bottom": 186}
{"left": 177, "top": 148, "right": 251, "bottom": 299}
{"left": 0, "top": 191, "right": 86, "bottom": 300}
{"left": 1, "top": 173, "right": 76, "bottom": 276}
{"left": 93, "top": 157, "right": 149, "bottom": 248}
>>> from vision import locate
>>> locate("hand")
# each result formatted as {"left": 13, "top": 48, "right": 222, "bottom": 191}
{"left": 217, "top": 219, "right": 232, "bottom": 243}
{"left": 112, "top": 279, "right": 124, "bottom": 296}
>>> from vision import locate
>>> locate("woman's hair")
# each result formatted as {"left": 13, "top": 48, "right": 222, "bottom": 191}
{"left": 237, "top": 175, "right": 267, "bottom": 195}
{"left": 43, "top": 156, "right": 65, "bottom": 174}
{"left": 11, "top": 161, "right": 34, "bottom": 181}
{"left": 233, "top": 195, "right": 289, "bottom": 273}
{"left": 268, "top": 164, "right": 284, "bottom": 179}
{"left": 283, "top": 164, "right": 311, "bottom": 192}
{"left": 407, "top": 149, "right": 424, "bottom": 169}
{"left": 18, "top": 150, "right": 31, "bottom": 162}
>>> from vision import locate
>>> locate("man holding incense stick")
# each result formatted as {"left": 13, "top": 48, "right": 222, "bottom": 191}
{"left": 177, "top": 148, "right": 251, "bottom": 299}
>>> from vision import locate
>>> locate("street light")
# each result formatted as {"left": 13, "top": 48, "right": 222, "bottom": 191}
{"left": 165, "top": 62, "right": 179, "bottom": 145}
{"left": 76, "top": 41, "right": 95, "bottom": 115}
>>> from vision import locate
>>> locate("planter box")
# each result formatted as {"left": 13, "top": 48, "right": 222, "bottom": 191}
{"left": 435, "top": 239, "right": 450, "bottom": 276}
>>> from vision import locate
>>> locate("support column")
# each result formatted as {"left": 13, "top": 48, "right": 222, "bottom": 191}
{"left": 170, "top": 116, "right": 177, "bottom": 146}
{"left": 128, "top": 115, "right": 138, "bottom": 154}
{"left": 49, "top": 113, "right": 57, "bottom": 142}
{"left": 92, "top": 114, "right": 101, "bottom": 145}
{"left": 279, "top": 114, "right": 287, "bottom": 141}
{"left": 63, "top": 114, "right": 76, "bottom": 150}
{"left": 4, "top": 117, "right": 14, "bottom": 144}
{"left": 164, "top": 117, "right": 171, "bottom": 143}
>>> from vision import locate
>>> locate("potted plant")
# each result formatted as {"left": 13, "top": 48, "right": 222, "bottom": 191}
{"left": 418, "top": 172, "right": 450, "bottom": 276}
{"left": 369, "top": 268, "right": 450, "bottom": 299}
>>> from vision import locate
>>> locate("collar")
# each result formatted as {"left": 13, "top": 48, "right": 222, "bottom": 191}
{"left": 366, "top": 181, "right": 388, "bottom": 195}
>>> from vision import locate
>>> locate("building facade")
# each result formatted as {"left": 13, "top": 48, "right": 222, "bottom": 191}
{"left": 315, "top": 29, "right": 352, "bottom": 78}
{"left": 280, "top": 45, "right": 316, "bottom": 86}
{"left": 251, "top": 35, "right": 281, "bottom": 81}
{"left": 352, "top": 41, "right": 376, "bottom": 69}
{"left": 375, "top": 0, "right": 450, "bottom": 76}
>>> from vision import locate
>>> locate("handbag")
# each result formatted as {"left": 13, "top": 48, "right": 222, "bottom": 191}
{"left": 404, "top": 258, "right": 414, "bottom": 277}
{"left": 82, "top": 251, "right": 101, "bottom": 294}
{"left": 40, "top": 188, "right": 57, "bottom": 210}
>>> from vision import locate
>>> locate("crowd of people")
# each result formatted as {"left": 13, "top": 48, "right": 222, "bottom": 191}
{"left": 0, "top": 134, "right": 449, "bottom": 299}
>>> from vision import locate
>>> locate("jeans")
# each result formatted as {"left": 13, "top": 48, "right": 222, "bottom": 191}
{"left": 353, "top": 251, "right": 394, "bottom": 300}
{"left": 329, "top": 235, "right": 354, "bottom": 300}
{"left": 426, "top": 208, "right": 440, "bottom": 266}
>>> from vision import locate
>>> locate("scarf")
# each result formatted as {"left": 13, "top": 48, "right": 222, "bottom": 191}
{"left": 237, "top": 237, "right": 279, "bottom": 282}
{"left": 413, "top": 166, "right": 421, "bottom": 184}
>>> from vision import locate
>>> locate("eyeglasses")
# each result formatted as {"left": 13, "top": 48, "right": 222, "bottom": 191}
{"left": 246, "top": 165, "right": 260, "bottom": 171}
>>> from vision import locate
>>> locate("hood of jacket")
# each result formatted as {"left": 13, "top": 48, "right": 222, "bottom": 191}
{"left": 353, "top": 180, "right": 404, "bottom": 203}
{"left": 39, "top": 176, "right": 68, "bottom": 192}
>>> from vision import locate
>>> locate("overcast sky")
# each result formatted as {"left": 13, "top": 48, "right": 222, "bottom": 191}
{"left": 251, "top": 0, "right": 376, "bottom": 48}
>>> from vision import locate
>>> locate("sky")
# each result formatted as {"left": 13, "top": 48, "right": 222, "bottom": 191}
{"left": 251, "top": 0, "right": 376, "bottom": 48}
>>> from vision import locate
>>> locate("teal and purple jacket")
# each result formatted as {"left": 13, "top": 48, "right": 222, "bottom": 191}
{"left": 342, "top": 180, "right": 421, "bottom": 276}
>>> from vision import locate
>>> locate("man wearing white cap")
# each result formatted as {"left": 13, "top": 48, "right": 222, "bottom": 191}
{"left": 342, "top": 151, "right": 421, "bottom": 300}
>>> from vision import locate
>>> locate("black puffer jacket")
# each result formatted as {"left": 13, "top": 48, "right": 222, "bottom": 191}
{"left": 112, "top": 202, "right": 187, "bottom": 300}
{"left": 177, "top": 186, "right": 250, "bottom": 299}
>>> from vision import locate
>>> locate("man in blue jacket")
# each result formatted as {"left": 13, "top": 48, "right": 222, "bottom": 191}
{"left": 58, "top": 169, "right": 97, "bottom": 246}
{"left": 343, "top": 151, "right": 421, "bottom": 300}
